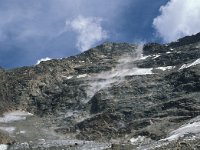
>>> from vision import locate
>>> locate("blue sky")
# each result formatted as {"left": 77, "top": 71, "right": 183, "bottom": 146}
{"left": 0, "top": 0, "right": 200, "bottom": 68}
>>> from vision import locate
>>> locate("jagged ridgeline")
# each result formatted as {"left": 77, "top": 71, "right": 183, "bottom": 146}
{"left": 0, "top": 33, "right": 200, "bottom": 149}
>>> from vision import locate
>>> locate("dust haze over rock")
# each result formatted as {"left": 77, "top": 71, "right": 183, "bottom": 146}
{"left": 1, "top": 33, "right": 200, "bottom": 149}
{"left": 85, "top": 44, "right": 153, "bottom": 102}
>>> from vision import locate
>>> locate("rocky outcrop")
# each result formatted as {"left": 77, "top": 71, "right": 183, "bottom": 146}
{"left": 0, "top": 131, "right": 13, "bottom": 145}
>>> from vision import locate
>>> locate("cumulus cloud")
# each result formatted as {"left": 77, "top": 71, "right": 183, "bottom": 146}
{"left": 153, "top": 0, "right": 200, "bottom": 42}
{"left": 66, "top": 16, "right": 108, "bottom": 52}
{"left": 0, "top": 0, "right": 129, "bottom": 68}
{"left": 36, "top": 57, "right": 51, "bottom": 65}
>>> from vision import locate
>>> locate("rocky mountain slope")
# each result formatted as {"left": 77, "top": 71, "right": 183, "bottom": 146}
{"left": 1, "top": 33, "right": 200, "bottom": 149}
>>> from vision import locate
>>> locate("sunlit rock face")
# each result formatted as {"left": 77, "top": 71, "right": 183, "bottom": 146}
{"left": 1, "top": 33, "right": 200, "bottom": 149}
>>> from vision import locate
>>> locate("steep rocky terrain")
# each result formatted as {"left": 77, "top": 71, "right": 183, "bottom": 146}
{"left": 1, "top": 33, "right": 200, "bottom": 149}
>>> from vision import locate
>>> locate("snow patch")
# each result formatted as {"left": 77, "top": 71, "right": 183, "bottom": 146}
{"left": 180, "top": 58, "right": 200, "bottom": 70}
{"left": 130, "top": 136, "right": 146, "bottom": 144}
{"left": 156, "top": 66, "right": 175, "bottom": 71}
{"left": 180, "top": 64, "right": 187, "bottom": 70}
{"left": 61, "top": 75, "right": 73, "bottom": 80}
{"left": 153, "top": 55, "right": 160, "bottom": 59}
{"left": 18, "top": 130, "right": 26, "bottom": 134}
{"left": 160, "top": 121, "right": 200, "bottom": 141}
{"left": 166, "top": 51, "right": 171, "bottom": 54}
{"left": 0, "top": 145, "right": 8, "bottom": 150}
{"left": 187, "top": 58, "right": 200, "bottom": 67}
{"left": 129, "top": 68, "right": 153, "bottom": 75}
{"left": 0, "top": 111, "right": 33, "bottom": 123}
{"left": 66, "top": 76, "right": 73, "bottom": 79}
{"left": 140, "top": 55, "right": 150, "bottom": 60}
{"left": 36, "top": 57, "right": 51, "bottom": 65}
{"left": 77, "top": 74, "right": 88, "bottom": 78}
{"left": 0, "top": 127, "right": 16, "bottom": 134}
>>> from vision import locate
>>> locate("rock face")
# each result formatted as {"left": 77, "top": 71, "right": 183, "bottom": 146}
{"left": 1, "top": 33, "right": 200, "bottom": 149}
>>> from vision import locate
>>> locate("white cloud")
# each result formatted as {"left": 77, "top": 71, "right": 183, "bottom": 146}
{"left": 66, "top": 16, "right": 108, "bottom": 52}
{"left": 153, "top": 0, "right": 200, "bottom": 42}
{"left": 36, "top": 57, "right": 51, "bottom": 65}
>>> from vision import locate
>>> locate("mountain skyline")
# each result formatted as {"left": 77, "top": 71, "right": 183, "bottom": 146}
{"left": 0, "top": 0, "right": 200, "bottom": 68}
